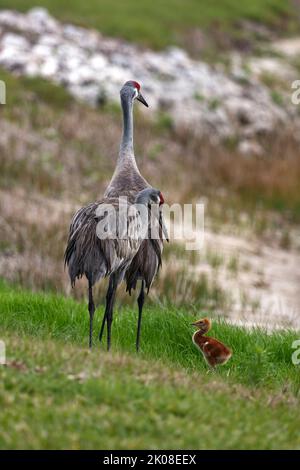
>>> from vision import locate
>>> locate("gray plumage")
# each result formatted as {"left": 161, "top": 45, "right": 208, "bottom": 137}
{"left": 65, "top": 197, "right": 141, "bottom": 288}
{"left": 64, "top": 80, "right": 167, "bottom": 350}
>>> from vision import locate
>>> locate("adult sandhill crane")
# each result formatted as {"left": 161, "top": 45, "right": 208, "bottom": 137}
{"left": 99, "top": 80, "right": 168, "bottom": 351}
{"left": 64, "top": 187, "right": 164, "bottom": 350}
{"left": 65, "top": 80, "right": 168, "bottom": 351}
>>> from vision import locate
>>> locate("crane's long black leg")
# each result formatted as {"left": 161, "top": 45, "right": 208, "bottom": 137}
{"left": 98, "top": 309, "right": 107, "bottom": 343}
{"left": 99, "top": 277, "right": 114, "bottom": 343}
{"left": 98, "top": 276, "right": 118, "bottom": 350}
{"left": 106, "top": 276, "right": 118, "bottom": 351}
{"left": 88, "top": 283, "right": 95, "bottom": 349}
{"left": 136, "top": 280, "right": 145, "bottom": 352}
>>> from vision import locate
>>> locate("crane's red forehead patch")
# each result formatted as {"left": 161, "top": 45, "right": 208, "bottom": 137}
{"left": 132, "top": 81, "right": 141, "bottom": 90}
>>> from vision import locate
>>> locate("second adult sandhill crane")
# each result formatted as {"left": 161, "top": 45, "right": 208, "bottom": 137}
{"left": 65, "top": 187, "right": 164, "bottom": 350}
{"left": 99, "top": 80, "right": 168, "bottom": 351}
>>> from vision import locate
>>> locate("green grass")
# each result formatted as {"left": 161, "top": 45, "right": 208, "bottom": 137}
{"left": 1, "top": 332, "right": 300, "bottom": 449}
{"left": 1, "top": 280, "right": 300, "bottom": 449}
{"left": 0, "top": 0, "right": 295, "bottom": 49}
{"left": 0, "top": 280, "right": 299, "bottom": 393}
{"left": 0, "top": 67, "right": 72, "bottom": 112}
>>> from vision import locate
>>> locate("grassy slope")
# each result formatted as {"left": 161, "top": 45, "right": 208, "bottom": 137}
{"left": 0, "top": 0, "right": 294, "bottom": 48}
{"left": 0, "top": 281, "right": 300, "bottom": 449}
{"left": 1, "top": 280, "right": 300, "bottom": 392}
{"left": 1, "top": 332, "right": 300, "bottom": 449}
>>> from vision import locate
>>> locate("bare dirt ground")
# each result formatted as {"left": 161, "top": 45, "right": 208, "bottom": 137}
{"left": 203, "top": 231, "right": 300, "bottom": 330}
{"left": 176, "top": 226, "right": 300, "bottom": 330}
{"left": 171, "top": 212, "right": 300, "bottom": 330}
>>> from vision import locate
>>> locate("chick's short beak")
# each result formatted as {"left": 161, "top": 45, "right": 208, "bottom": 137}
{"left": 191, "top": 321, "right": 204, "bottom": 328}
{"left": 137, "top": 92, "right": 149, "bottom": 107}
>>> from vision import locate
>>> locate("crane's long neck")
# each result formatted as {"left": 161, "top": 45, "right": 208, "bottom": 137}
{"left": 118, "top": 94, "right": 136, "bottom": 165}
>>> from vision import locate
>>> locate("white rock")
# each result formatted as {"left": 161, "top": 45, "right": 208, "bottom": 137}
{"left": 40, "top": 57, "right": 58, "bottom": 77}
{"left": 31, "top": 44, "right": 53, "bottom": 58}
{"left": 1, "top": 33, "right": 29, "bottom": 50}
{"left": 238, "top": 140, "right": 263, "bottom": 156}
{"left": 27, "top": 7, "right": 58, "bottom": 32}
{"left": 70, "top": 65, "right": 99, "bottom": 85}
{"left": 39, "top": 34, "right": 60, "bottom": 47}
{"left": 25, "top": 61, "right": 40, "bottom": 77}
{"left": 89, "top": 54, "right": 108, "bottom": 71}
{"left": 0, "top": 45, "right": 29, "bottom": 69}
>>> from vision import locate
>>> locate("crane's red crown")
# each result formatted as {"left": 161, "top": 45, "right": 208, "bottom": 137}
{"left": 132, "top": 81, "right": 141, "bottom": 90}
{"left": 159, "top": 192, "right": 164, "bottom": 205}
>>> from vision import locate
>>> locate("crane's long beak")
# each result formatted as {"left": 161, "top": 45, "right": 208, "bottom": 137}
{"left": 137, "top": 92, "right": 149, "bottom": 107}
{"left": 162, "top": 220, "right": 169, "bottom": 243}
{"left": 159, "top": 210, "right": 169, "bottom": 242}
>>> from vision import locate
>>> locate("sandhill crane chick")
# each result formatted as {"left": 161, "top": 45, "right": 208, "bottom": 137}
{"left": 192, "top": 318, "right": 232, "bottom": 368}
